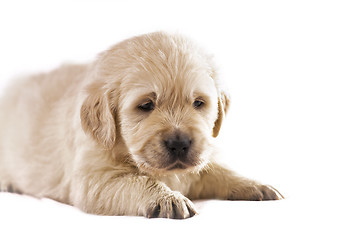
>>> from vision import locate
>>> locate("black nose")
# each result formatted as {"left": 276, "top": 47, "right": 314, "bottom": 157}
{"left": 164, "top": 134, "right": 192, "bottom": 159}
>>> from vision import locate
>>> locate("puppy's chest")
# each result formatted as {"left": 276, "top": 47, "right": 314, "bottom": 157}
{"left": 158, "top": 174, "right": 199, "bottom": 195}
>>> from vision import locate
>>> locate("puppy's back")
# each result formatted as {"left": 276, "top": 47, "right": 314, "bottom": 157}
{"left": 0, "top": 64, "right": 87, "bottom": 200}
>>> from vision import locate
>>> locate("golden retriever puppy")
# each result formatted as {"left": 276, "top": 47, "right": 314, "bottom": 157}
{"left": 0, "top": 32, "right": 282, "bottom": 218}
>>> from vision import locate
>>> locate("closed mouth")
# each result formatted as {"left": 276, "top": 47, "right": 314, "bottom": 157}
{"left": 166, "top": 161, "right": 189, "bottom": 170}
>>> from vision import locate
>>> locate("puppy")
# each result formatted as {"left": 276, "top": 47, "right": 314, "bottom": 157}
{"left": 0, "top": 32, "right": 282, "bottom": 218}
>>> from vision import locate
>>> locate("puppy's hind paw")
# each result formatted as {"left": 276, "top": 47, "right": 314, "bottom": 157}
{"left": 146, "top": 191, "right": 197, "bottom": 219}
{"left": 0, "top": 183, "right": 20, "bottom": 193}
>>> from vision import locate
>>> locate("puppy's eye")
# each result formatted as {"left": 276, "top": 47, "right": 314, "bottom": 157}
{"left": 138, "top": 100, "right": 155, "bottom": 112}
{"left": 193, "top": 99, "right": 205, "bottom": 109}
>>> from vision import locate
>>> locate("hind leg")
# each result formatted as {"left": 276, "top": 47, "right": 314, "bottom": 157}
{"left": 0, "top": 182, "right": 21, "bottom": 193}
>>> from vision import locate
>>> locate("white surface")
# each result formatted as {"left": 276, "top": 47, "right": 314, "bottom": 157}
{"left": 0, "top": 193, "right": 358, "bottom": 240}
{"left": 0, "top": 0, "right": 359, "bottom": 239}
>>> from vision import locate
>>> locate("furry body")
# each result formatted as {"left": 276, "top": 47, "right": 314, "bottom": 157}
{"left": 0, "top": 32, "right": 281, "bottom": 218}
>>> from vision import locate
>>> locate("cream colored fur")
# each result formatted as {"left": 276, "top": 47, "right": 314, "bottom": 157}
{"left": 0, "top": 32, "right": 282, "bottom": 218}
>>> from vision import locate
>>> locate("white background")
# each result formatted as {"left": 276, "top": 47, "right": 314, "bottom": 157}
{"left": 0, "top": 0, "right": 359, "bottom": 239}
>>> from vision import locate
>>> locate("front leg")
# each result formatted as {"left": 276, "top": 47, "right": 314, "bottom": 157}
{"left": 70, "top": 167, "right": 197, "bottom": 219}
{"left": 188, "top": 162, "right": 283, "bottom": 201}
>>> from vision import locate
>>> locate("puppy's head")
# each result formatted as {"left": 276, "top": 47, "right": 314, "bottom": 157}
{"left": 81, "top": 32, "right": 229, "bottom": 175}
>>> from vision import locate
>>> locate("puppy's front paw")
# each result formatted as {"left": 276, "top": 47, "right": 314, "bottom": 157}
{"left": 229, "top": 184, "right": 284, "bottom": 201}
{"left": 146, "top": 191, "right": 197, "bottom": 219}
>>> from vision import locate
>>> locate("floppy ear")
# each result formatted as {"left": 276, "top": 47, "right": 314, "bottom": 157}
{"left": 212, "top": 91, "right": 230, "bottom": 137}
{"left": 80, "top": 82, "right": 117, "bottom": 149}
